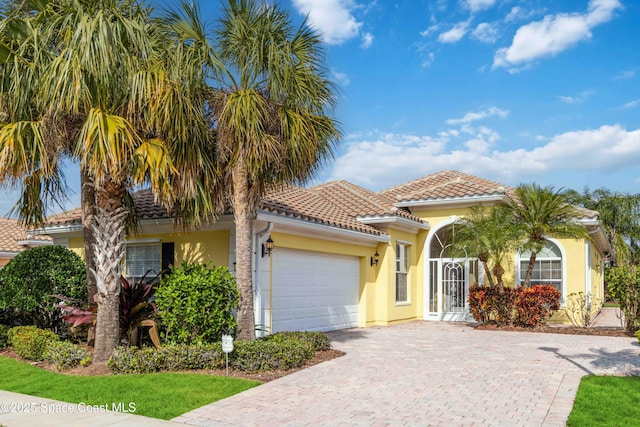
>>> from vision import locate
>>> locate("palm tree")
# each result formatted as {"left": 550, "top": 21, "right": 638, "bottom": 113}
{"left": 564, "top": 188, "right": 640, "bottom": 266}
{"left": 0, "top": 0, "right": 213, "bottom": 360}
{"left": 507, "top": 184, "right": 589, "bottom": 288}
{"left": 165, "top": 0, "right": 341, "bottom": 340}
{"left": 453, "top": 204, "right": 522, "bottom": 291}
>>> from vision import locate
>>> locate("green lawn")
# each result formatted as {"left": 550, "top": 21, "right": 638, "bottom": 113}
{"left": 0, "top": 356, "right": 260, "bottom": 420}
{"left": 567, "top": 376, "right": 640, "bottom": 427}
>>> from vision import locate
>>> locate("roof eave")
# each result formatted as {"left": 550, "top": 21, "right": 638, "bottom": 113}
{"left": 578, "top": 218, "right": 611, "bottom": 254}
{"left": 16, "top": 239, "right": 53, "bottom": 248}
{"left": 257, "top": 210, "right": 390, "bottom": 244}
{"left": 393, "top": 194, "right": 508, "bottom": 208}
{"left": 357, "top": 215, "right": 430, "bottom": 233}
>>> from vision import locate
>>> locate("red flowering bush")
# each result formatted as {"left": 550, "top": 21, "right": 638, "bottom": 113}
{"left": 468, "top": 286, "right": 517, "bottom": 326}
{"left": 513, "top": 285, "right": 561, "bottom": 328}
{"left": 469, "top": 284, "right": 560, "bottom": 328}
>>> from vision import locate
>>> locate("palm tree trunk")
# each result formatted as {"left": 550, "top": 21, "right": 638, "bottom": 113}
{"left": 92, "top": 181, "right": 127, "bottom": 362}
{"left": 233, "top": 162, "right": 256, "bottom": 341}
{"left": 492, "top": 263, "right": 505, "bottom": 292}
{"left": 523, "top": 253, "right": 537, "bottom": 288}
{"left": 481, "top": 261, "right": 495, "bottom": 288}
{"left": 81, "top": 168, "right": 98, "bottom": 303}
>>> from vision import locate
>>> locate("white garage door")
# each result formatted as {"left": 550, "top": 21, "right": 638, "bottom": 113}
{"left": 271, "top": 248, "right": 360, "bottom": 332}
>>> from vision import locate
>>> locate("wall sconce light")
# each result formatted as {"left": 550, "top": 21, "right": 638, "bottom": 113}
{"left": 370, "top": 251, "right": 379, "bottom": 266}
{"left": 262, "top": 236, "right": 274, "bottom": 257}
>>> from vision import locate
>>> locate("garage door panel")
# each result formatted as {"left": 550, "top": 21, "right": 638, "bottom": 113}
{"left": 272, "top": 249, "right": 359, "bottom": 332}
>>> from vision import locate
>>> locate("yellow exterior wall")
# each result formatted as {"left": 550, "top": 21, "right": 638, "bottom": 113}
{"left": 68, "top": 238, "right": 85, "bottom": 258}
{"left": 365, "top": 228, "right": 428, "bottom": 327}
{"left": 67, "top": 231, "right": 229, "bottom": 267}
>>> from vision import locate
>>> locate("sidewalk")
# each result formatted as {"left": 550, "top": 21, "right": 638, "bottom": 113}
{"left": 0, "top": 390, "right": 181, "bottom": 427}
{"left": 591, "top": 306, "right": 623, "bottom": 328}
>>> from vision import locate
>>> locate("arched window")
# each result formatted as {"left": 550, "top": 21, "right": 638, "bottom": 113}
{"left": 519, "top": 241, "right": 563, "bottom": 292}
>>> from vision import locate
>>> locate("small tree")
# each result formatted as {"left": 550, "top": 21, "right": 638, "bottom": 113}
{"left": 155, "top": 263, "right": 239, "bottom": 344}
{"left": 606, "top": 266, "right": 640, "bottom": 331}
{"left": 453, "top": 204, "right": 522, "bottom": 291}
{"left": 0, "top": 245, "right": 86, "bottom": 330}
{"left": 507, "top": 184, "right": 589, "bottom": 287}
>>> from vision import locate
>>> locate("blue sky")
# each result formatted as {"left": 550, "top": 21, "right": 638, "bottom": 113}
{"left": 1, "top": 0, "right": 639, "bottom": 216}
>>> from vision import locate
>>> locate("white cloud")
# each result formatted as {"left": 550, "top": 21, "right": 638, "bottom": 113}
{"left": 557, "top": 90, "right": 594, "bottom": 104}
{"left": 446, "top": 107, "right": 509, "bottom": 125}
{"left": 420, "top": 24, "right": 440, "bottom": 37}
{"left": 493, "top": 0, "right": 622, "bottom": 70}
{"left": 505, "top": 6, "right": 539, "bottom": 23}
{"left": 361, "top": 32, "right": 373, "bottom": 48}
{"left": 421, "top": 52, "right": 435, "bottom": 68}
{"left": 464, "top": 0, "right": 496, "bottom": 13}
{"left": 331, "top": 69, "right": 350, "bottom": 86}
{"left": 292, "top": 0, "right": 363, "bottom": 45}
{"left": 438, "top": 21, "right": 470, "bottom": 43}
{"left": 614, "top": 70, "right": 635, "bottom": 80}
{"left": 505, "top": 6, "right": 524, "bottom": 22}
{"left": 471, "top": 22, "right": 499, "bottom": 43}
{"left": 328, "top": 125, "right": 640, "bottom": 190}
{"left": 620, "top": 99, "right": 639, "bottom": 109}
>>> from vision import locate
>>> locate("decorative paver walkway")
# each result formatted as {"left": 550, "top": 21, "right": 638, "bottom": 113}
{"left": 174, "top": 319, "right": 639, "bottom": 427}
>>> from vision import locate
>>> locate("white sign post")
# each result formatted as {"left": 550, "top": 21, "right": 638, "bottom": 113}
{"left": 221, "top": 335, "right": 234, "bottom": 376}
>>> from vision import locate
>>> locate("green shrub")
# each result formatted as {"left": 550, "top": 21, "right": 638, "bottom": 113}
{"left": 231, "top": 337, "right": 314, "bottom": 372}
{"left": 108, "top": 344, "right": 224, "bottom": 374}
{"left": 9, "top": 326, "right": 58, "bottom": 361}
{"left": 155, "top": 263, "right": 239, "bottom": 345}
{"left": 45, "top": 341, "right": 91, "bottom": 370}
{"left": 606, "top": 266, "right": 640, "bottom": 332}
{"left": 107, "top": 333, "right": 323, "bottom": 374}
{"left": 635, "top": 329, "right": 640, "bottom": 344}
{"left": 265, "top": 331, "right": 331, "bottom": 351}
{"left": 0, "top": 246, "right": 87, "bottom": 330}
{"left": 514, "top": 285, "right": 561, "bottom": 328}
{"left": 0, "top": 324, "right": 10, "bottom": 348}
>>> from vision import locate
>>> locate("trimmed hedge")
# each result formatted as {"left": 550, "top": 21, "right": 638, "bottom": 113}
{"left": 8, "top": 326, "right": 58, "bottom": 361}
{"left": 108, "top": 344, "right": 225, "bottom": 374}
{"left": 231, "top": 339, "right": 314, "bottom": 372}
{"left": 263, "top": 331, "right": 331, "bottom": 351}
{"left": 107, "top": 331, "right": 331, "bottom": 374}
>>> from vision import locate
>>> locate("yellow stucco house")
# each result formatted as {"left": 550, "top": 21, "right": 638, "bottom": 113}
{"left": 42, "top": 170, "right": 610, "bottom": 333}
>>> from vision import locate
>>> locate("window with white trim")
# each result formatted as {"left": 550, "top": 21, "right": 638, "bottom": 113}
{"left": 396, "top": 243, "right": 409, "bottom": 303}
{"left": 519, "top": 241, "right": 562, "bottom": 293}
{"left": 125, "top": 244, "right": 161, "bottom": 282}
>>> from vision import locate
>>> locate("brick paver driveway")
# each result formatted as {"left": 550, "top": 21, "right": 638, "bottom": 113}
{"left": 174, "top": 321, "right": 640, "bottom": 426}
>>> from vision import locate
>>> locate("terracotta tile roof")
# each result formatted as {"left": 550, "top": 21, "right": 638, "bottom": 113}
{"left": 43, "top": 171, "right": 600, "bottom": 235}
{"left": 46, "top": 207, "right": 83, "bottom": 226}
{"left": 0, "top": 217, "right": 52, "bottom": 253}
{"left": 312, "top": 180, "right": 424, "bottom": 223}
{"left": 261, "top": 185, "right": 382, "bottom": 235}
{"left": 380, "top": 170, "right": 510, "bottom": 202}
{"left": 46, "top": 190, "right": 172, "bottom": 226}
{"left": 45, "top": 186, "right": 384, "bottom": 236}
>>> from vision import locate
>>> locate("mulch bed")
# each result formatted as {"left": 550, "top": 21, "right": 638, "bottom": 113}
{"left": 0, "top": 347, "right": 346, "bottom": 382}
{"left": 475, "top": 324, "right": 635, "bottom": 338}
